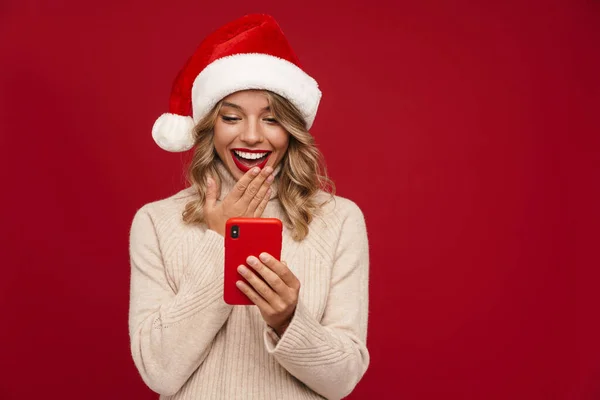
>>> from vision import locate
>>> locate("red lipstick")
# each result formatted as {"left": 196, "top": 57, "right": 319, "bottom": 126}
{"left": 231, "top": 148, "right": 272, "bottom": 173}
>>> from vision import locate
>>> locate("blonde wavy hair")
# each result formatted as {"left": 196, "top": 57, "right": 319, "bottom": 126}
{"left": 182, "top": 90, "right": 334, "bottom": 241}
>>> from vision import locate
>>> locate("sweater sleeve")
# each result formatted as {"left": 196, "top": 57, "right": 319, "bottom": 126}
{"left": 128, "top": 207, "right": 233, "bottom": 396}
{"left": 263, "top": 202, "right": 370, "bottom": 400}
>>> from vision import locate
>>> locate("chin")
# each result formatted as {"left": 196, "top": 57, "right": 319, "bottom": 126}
{"left": 229, "top": 164, "right": 246, "bottom": 181}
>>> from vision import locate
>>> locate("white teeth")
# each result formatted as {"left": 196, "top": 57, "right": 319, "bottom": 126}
{"left": 233, "top": 150, "right": 269, "bottom": 160}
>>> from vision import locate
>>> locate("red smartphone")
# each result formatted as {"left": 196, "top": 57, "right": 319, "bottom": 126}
{"left": 224, "top": 217, "right": 283, "bottom": 305}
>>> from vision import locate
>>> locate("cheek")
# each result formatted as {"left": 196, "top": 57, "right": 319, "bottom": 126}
{"left": 269, "top": 129, "right": 290, "bottom": 152}
{"left": 213, "top": 124, "right": 236, "bottom": 153}
{"left": 268, "top": 132, "right": 289, "bottom": 168}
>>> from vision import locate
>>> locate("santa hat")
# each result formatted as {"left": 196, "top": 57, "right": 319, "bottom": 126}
{"left": 152, "top": 14, "right": 322, "bottom": 152}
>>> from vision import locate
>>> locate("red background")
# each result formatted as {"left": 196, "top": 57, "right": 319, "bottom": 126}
{"left": 0, "top": 1, "right": 598, "bottom": 399}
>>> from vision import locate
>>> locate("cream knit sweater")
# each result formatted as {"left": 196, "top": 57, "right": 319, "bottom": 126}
{"left": 128, "top": 163, "right": 370, "bottom": 400}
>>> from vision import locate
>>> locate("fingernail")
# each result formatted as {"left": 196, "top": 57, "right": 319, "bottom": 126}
{"left": 238, "top": 265, "right": 248, "bottom": 276}
{"left": 259, "top": 253, "right": 270, "bottom": 263}
{"left": 246, "top": 256, "right": 257, "bottom": 266}
{"left": 251, "top": 167, "right": 260, "bottom": 175}
{"left": 264, "top": 166, "right": 273, "bottom": 174}
{"left": 266, "top": 174, "right": 274, "bottom": 183}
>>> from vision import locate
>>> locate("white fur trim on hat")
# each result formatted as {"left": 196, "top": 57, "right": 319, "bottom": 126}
{"left": 151, "top": 113, "right": 195, "bottom": 152}
{"left": 191, "top": 53, "right": 321, "bottom": 129}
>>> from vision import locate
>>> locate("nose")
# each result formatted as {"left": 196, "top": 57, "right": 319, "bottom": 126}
{"left": 239, "top": 118, "right": 264, "bottom": 145}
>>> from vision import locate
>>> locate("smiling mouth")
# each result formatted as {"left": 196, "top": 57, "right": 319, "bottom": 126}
{"left": 231, "top": 149, "right": 272, "bottom": 172}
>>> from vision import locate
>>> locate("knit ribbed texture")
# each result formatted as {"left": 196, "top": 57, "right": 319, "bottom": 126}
{"left": 128, "top": 164, "right": 370, "bottom": 400}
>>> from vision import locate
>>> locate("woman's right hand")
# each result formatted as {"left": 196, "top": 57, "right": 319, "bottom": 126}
{"left": 204, "top": 166, "right": 275, "bottom": 237}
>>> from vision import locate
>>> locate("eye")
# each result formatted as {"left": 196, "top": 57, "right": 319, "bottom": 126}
{"left": 263, "top": 117, "right": 279, "bottom": 124}
{"left": 221, "top": 115, "right": 240, "bottom": 123}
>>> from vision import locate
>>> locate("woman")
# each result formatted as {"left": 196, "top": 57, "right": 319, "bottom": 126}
{"left": 129, "top": 14, "right": 370, "bottom": 400}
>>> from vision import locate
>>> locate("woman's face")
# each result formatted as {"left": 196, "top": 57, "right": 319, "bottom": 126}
{"left": 213, "top": 90, "right": 289, "bottom": 181}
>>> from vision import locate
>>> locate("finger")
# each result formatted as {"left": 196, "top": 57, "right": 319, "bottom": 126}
{"left": 236, "top": 280, "right": 273, "bottom": 311}
{"left": 246, "top": 256, "right": 287, "bottom": 295}
{"left": 238, "top": 265, "right": 278, "bottom": 303}
{"left": 238, "top": 166, "right": 273, "bottom": 207}
{"left": 229, "top": 167, "right": 261, "bottom": 201}
{"left": 204, "top": 177, "right": 218, "bottom": 210}
{"left": 259, "top": 253, "right": 300, "bottom": 289}
{"left": 246, "top": 173, "right": 273, "bottom": 216}
{"left": 253, "top": 187, "right": 272, "bottom": 218}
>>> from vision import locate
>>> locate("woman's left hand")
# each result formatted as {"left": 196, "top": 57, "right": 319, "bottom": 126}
{"left": 236, "top": 253, "right": 300, "bottom": 336}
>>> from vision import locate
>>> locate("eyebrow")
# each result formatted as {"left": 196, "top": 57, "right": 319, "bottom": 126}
{"left": 222, "top": 101, "right": 270, "bottom": 111}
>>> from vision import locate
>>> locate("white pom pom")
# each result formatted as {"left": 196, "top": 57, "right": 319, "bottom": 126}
{"left": 151, "top": 113, "right": 195, "bottom": 152}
